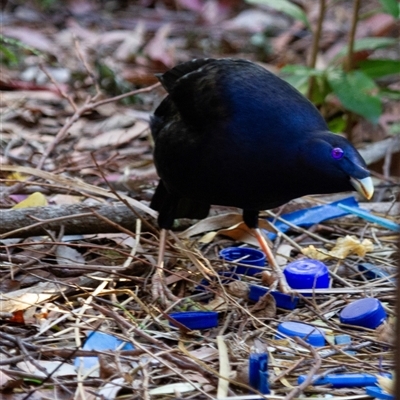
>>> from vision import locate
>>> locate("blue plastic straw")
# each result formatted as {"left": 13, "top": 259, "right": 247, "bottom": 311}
{"left": 337, "top": 203, "right": 400, "bottom": 232}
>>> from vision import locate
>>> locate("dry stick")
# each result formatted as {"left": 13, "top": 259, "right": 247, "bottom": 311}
{"left": 284, "top": 337, "right": 322, "bottom": 400}
{"left": 90, "top": 153, "right": 158, "bottom": 236}
{"left": 307, "top": 0, "right": 326, "bottom": 100}
{"left": 73, "top": 35, "right": 102, "bottom": 100}
{"left": 345, "top": 0, "right": 361, "bottom": 142}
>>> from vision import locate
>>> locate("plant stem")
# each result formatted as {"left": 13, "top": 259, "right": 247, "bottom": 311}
{"left": 345, "top": 0, "right": 361, "bottom": 142}
{"left": 307, "top": 0, "right": 326, "bottom": 100}
{"left": 346, "top": 0, "right": 361, "bottom": 72}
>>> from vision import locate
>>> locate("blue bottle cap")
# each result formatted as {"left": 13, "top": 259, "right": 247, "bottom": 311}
{"left": 249, "top": 285, "right": 299, "bottom": 310}
{"left": 219, "top": 247, "right": 266, "bottom": 275}
{"left": 283, "top": 259, "right": 330, "bottom": 290}
{"left": 276, "top": 321, "right": 325, "bottom": 347}
{"left": 365, "top": 386, "right": 394, "bottom": 400}
{"left": 168, "top": 311, "right": 218, "bottom": 330}
{"left": 340, "top": 298, "right": 387, "bottom": 329}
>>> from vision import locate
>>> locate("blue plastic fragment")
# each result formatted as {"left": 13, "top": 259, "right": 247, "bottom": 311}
{"left": 265, "top": 196, "right": 359, "bottom": 240}
{"left": 365, "top": 385, "right": 394, "bottom": 400}
{"left": 335, "top": 334, "right": 356, "bottom": 355}
{"left": 298, "top": 373, "right": 384, "bottom": 388}
{"left": 168, "top": 311, "right": 218, "bottom": 330}
{"left": 219, "top": 247, "right": 266, "bottom": 275}
{"left": 249, "top": 353, "right": 270, "bottom": 395}
{"left": 358, "top": 263, "right": 396, "bottom": 284}
{"left": 335, "top": 334, "right": 352, "bottom": 345}
{"left": 249, "top": 284, "right": 299, "bottom": 310}
{"left": 337, "top": 203, "right": 400, "bottom": 232}
{"left": 74, "top": 331, "right": 134, "bottom": 372}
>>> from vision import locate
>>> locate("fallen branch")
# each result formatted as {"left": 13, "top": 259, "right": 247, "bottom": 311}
{"left": 0, "top": 202, "right": 149, "bottom": 239}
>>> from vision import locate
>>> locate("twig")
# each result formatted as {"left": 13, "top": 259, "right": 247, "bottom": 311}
{"left": 73, "top": 35, "right": 102, "bottom": 100}
{"left": 344, "top": 0, "right": 361, "bottom": 142}
{"left": 284, "top": 337, "right": 322, "bottom": 400}
{"left": 346, "top": 0, "right": 361, "bottom": 72}
{"left": 307, "top": 0, "right": 326, "bottom": 99}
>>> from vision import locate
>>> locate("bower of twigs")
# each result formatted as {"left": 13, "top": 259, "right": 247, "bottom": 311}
{"left": 1, "top": 1, "right": 399, "bottom": 399}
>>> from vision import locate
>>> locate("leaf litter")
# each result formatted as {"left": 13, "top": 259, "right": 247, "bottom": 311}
{"left": 0, "top": 1, "right": 398, "bottom": 399}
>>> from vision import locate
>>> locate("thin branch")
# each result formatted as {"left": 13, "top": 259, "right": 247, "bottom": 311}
{"left": 307, "top": 0, "right": 326, "bottom": 99}
{"left": 346, "top": 0, "right": 361, "bottom": 72}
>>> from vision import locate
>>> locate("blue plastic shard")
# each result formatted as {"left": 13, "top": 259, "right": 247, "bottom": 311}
{"left": 74, "top": 331, "right": 134, "bottom": 372}
{"left": 335, "top": 334, "right": 356, "bottom": 355}
{"left": 168, "top": 311, "right": 218, "bottom": 330}
{"left": 249, "top": 284, "right": 299, "bottom": 310}
{"left": 265, "top": 196, "right": 359, "bottom": 240}
{"left": 365, "top": 385, "right": 394, "bottom": 400}
{"left": 337, "top": 203, "right": 400, "bottom": 232}
{"left": 249, "top": 353, "right": 270, "bottom": 395}
{"left": 358, "top": 263, "right": 396, "bottom": 284}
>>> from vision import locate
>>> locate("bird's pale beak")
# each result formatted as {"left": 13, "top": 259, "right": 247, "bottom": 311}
{"left": 350, "top": 176, "right": 374, "bottom": 200}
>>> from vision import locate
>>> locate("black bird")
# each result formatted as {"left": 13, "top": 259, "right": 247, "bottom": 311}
{"left": 150, "top": 58, "right": 373, "bottom": 301}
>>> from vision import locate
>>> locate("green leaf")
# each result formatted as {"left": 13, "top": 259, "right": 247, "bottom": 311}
{"left": 246, "top": 0, "right": 310, "bottom": 28}
{"left": 379, "top": 0, "right": 400, "bottom": 18}
{"left": 280, "top": 65, "right": 315, "bottom": 94}
{"left": 379, "top": 88, "right": 400, "bottom": 100}
{"left": 336, "top": 37, "right": 397, "bottom": 58}
{"left": 328, "top": 116, "right": 347, "bottom": 133}
{"left": 280, "top": 65, "right": 324, "bottom": 76}
{"left": 327, "top": 69, "right": 382, "bottom": 123}
{"left": 358, "top": 59, "right": 400, "bottom": 79}
{"left": 0, "top": 44, "right": 18, "bottom": 64}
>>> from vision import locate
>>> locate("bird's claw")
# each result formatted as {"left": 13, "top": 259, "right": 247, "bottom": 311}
{"left": 151, "top": 272, "right": 179, "bottom": 306}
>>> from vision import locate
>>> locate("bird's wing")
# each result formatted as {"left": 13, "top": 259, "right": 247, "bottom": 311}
{"left": 156, "top": 59, "right": 242, "bottom": 129}
{"left": 157, "top": 58, "right": 216, "bottom": 92}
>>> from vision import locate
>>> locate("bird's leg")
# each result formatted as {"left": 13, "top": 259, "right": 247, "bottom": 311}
{"left": 253, "top": 228, "right": 291, "bottom": 293}
{"left": 151, "top": 228, "right": 179, "bottom": 305}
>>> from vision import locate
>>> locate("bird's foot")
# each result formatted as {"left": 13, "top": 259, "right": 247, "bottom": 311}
{"left": 151, "top": 271, "right": 179, "bottom": 306}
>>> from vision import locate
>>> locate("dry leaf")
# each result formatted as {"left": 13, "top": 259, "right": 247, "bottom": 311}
{"left": 227, "top": 280, "right": 249, "bottom": 298}
{"left": 377, "top": 375, "right": 394, "bottom": 395}
{"left": 77, "top": 121, "right": 148, "bottom": 150}
{"left": 12, "top": 192, "right": 47, "bottom": 209}
{"left": 17, "top": 360, "right": 76, "bottom": 377}
{"left": 250, "top": 293, "right": 276, "bottom": 319}
{"left": 205, "top": 295, "right": 228, "bottom": 311}
{"left": 376, "top": 321, "right": 396, "bottom": 345}
{"left": 302, "top": 235, "right": 374, "bottom": 260}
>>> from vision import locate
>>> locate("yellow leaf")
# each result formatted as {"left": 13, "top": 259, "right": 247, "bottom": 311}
{"left": 12, "top": 192, "right": 48, "bottom": 209}
{"left": 302, "top": 235, "right": 374, "bottom": 260}
{"left": 302, "top": 245, "right": 331, "bottom": 260}
{"left": 6, "top": 172, "right": 28, "bottom": 184}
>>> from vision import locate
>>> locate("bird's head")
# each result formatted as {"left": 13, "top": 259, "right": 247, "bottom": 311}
{"left": 300, "top": 132, "right": 374, "bottom": 200}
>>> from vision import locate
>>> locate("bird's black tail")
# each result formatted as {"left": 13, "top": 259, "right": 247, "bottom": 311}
{"left": 150, "top": 180, "right": 210, "bottom": 229}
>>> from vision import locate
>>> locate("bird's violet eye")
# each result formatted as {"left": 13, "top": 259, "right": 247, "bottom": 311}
{"left": 331, "top": 147, "right": 344, "bottom": 160}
